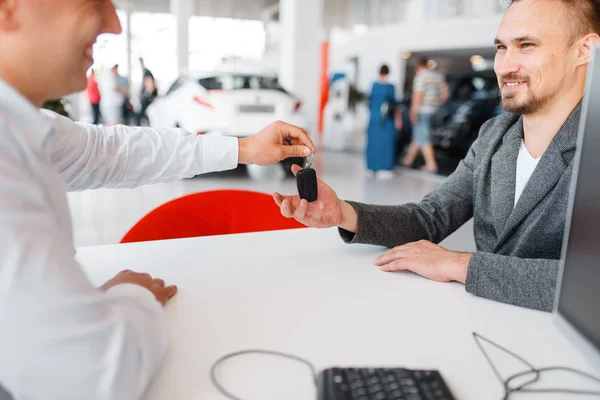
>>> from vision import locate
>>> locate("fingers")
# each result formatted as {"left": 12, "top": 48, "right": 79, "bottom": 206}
{"left": 291, "top": 164, "right": 302, "bottom": 176}
{"left": 280, "top": 198, "right": 294, "bottom": 218}
{"left": 293, "top": 199, "right": 309, "bottom": 222}
{"left": 138, "top": 272, "right": 152, "bottom": 281}
{"left": 276, "top": 121, "right": 315, "bottom": 152}
{"left": 379, "top": 259, "right": 409, "bottom": 272}
{"left": 290, "top": 199, "right": 323, "bottom": 226}
{"left": 153, "top": 278, "right": 165, "bottom": 287}
{"left": 374, "top": 246, "right": 409, "bottom": 266}
{"left": 280, "top": 144, "right": 312, "bottom": 160}
{"left": 273, "top": 192, "right": 284, "bottom": 207}
{"left": 166, "top": 285, "right": 178, "bottom": 298}
{"left": 156, "top": 285, "right": 178, "bottom": 306}
{"left": 307, "top": 202, "right": 325, "bottom": 226}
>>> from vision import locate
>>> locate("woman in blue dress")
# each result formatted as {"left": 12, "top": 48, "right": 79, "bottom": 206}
{"left": 366, "top": 65, "right": 402, "bottom": 179}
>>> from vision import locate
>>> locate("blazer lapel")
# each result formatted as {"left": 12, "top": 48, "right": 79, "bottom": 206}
{"left": 491, "top": 118, "right": 523, "bottom": 238}
{"left": 495, "top": 102, "right": 582, "bottom": 248}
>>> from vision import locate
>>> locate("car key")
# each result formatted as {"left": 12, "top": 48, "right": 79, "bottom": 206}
{"left": 296, "top": 153, "right": 318, "bottom": 202}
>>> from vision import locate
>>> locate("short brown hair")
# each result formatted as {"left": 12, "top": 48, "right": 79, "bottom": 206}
{"left": 508, "top": 0, "right": 600, "bottom": 44}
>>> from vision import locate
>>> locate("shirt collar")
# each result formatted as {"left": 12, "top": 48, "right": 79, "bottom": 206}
{"left": 0, "top": 78, "right": 54, "bottom": 150}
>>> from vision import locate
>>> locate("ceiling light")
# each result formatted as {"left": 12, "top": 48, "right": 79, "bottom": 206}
{"left": 470, "top": 55, "right": 484, "bottom": 64}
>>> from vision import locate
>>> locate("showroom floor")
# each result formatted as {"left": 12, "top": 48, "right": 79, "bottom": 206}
{"left": 68, "top": 151, "right": 475, "bottom": 251}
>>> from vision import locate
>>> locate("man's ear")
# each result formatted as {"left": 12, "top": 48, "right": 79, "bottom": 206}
{"left": 0, "top": 0, "right": 19, "bottom": 32}
{"left": 576, "top": 34, "right": 600, "bottom": 67}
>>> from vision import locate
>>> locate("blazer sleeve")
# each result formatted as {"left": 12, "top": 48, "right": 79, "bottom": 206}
{"left": 337, "top": 121, "right": 490, "bottom": 247}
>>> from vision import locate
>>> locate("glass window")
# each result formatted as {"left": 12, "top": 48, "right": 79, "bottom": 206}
{"left": 198, "top": 75, "right": 288, "bottom": 93}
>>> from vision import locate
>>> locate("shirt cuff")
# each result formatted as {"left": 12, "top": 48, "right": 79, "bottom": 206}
{"left": 465, "top": 252, "right": 482, "bottom": 296}
{"left": 197, "top": 135, "right": 239, "bottom": 173}
{"left": 104, "top": 283, "right": 163, "bottom": 310}
{"left": 337, "top": 201, "right": 363, "bottom": 244}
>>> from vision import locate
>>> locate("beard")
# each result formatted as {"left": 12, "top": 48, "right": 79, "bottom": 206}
{"left": 501, "top": 90, "right": 550, "bottom": 115}
{"left": 500, "top": 72, "right": 564, "bottom": 115}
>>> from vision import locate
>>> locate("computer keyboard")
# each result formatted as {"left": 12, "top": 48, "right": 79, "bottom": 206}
{"left": 317, "top": 367, "right": 456, "bottom": 400}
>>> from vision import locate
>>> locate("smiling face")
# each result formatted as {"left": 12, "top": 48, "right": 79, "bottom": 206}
{"left": 494, "top": 0, "right": 579, "bottom": 115}
{"left": 0, "top": 0, "right": 122, "bottom": 103}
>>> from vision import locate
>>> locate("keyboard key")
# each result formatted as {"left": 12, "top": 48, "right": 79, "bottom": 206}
{"left": 319, "top": 367, "right": 454, "bottom": 400}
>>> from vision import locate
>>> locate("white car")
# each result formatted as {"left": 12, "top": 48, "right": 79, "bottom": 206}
{"left": 147, "top": 72, "right": 308, "bottom": 176}
{"left": 147, "top": 72, "right": 307, "bottom": 137}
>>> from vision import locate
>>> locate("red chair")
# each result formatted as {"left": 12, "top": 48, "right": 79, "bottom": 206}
{"left": 120, "top": 190, "right": 306, "bottom": 244}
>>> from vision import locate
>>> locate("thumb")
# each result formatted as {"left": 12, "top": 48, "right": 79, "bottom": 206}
{"left": 291, "top": 164, "right": 303, "bottom": 176}
{"left": 281, "top": 145, "right": 311, "bottom": 159}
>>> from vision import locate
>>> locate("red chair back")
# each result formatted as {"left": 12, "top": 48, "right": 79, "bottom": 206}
{"left": 121, "top": 190, "right": 305, "bottom": 244}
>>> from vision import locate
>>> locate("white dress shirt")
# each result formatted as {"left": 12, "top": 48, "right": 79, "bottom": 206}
{"left": 514, "top": 140, "right": 542, "bottom": 207}
{"left": 0, "top": 79, "right": 238, "bottom": 400}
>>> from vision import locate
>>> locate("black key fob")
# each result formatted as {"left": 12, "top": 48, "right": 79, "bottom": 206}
{"left": 296, "top": 168, "right": 318, "bottom": 202}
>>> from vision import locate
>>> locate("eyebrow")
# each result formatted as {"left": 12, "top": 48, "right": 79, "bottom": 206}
{"left": 494, "top": 36, "right": 540, "bottom": 45}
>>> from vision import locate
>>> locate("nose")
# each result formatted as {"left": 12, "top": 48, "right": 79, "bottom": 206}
{"left": 495, "top": 48, "right": 521, "bottom": 78}
{"left": 101, "top": 0, "right": 123, "bottom": 35}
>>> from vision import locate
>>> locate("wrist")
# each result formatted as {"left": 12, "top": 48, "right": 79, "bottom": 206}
{"left": 450, "top": 252, "right": 472, "bottom": 284}
{"left": 237, "top": 138, "right": 251, "bottom": 165}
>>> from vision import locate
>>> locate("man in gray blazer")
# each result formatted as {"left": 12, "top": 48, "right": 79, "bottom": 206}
{"left": 274, "top": 0, "right": 600, "bottom": 312}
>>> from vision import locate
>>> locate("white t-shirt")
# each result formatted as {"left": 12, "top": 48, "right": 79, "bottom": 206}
{"left": 515, "top": 140, "right": 542, "bottom": 206}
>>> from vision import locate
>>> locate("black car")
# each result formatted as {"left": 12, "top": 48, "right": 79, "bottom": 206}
{"left": 397, "top": 70, "right": 502, "bottom": 159}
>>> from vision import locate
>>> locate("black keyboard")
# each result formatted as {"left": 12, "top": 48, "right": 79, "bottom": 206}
{"left": 317, "top": 367, "right": 456, "bottom": 400}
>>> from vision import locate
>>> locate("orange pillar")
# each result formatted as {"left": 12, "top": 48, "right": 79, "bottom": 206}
{"left": 318, "top": 41, "right": 329, "bottom": 141}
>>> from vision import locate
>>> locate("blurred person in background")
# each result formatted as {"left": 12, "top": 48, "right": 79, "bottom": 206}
{"left": 86, "top": 68, "right": 101, "bottom": 124}
{"left": 402, "top": 57, "right": 449, "bottom": 174}
{"left": 140, "top": 57, "right": 154, "bottom": 83}
{"left": 366, "top": 64, "right": 402, "bottom": 180}
{"left": 137, "top": 58, "right": 156, "bottom": 126}
{"left": 0, "top": 1, "right": 315, "bottom": 399}
{"left": 100, "top": 64, "right": 128, "bottom": 125}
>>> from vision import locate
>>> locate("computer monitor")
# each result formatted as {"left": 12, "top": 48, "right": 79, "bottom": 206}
{"left": 554, "top": 44, "right": 600, "bottom": 370}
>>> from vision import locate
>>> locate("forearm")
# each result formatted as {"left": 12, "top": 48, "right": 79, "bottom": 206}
{"left": 466, "top": 252, "right": 559, "bottom": 312}
{"left": 338, "top": 200, "right": 464, "bottom": 247}
{"left": 77, "top": 126, "right": 237, "bottom": 190}
{"left": 44, "top": 112, "right": 238, "bottom": 190}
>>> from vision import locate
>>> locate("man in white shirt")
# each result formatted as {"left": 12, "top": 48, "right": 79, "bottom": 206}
{"left": 0, "top": 1, "right": 314, "bottom": 400}
{"left": 273, "top": 0, "right": 600, "bottom": 312}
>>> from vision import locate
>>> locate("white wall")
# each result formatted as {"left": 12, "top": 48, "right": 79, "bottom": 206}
{"left": 329, "top": 14, "right": 503, "bottom": 95}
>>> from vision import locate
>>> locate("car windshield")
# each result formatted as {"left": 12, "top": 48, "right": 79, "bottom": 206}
{"left": 198, "top": 75, "right": 288, "bottom": 92}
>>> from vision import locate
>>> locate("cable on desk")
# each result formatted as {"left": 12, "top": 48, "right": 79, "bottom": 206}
{"left": 473, "top": 332, "right": 600, "bottom": 400}
{"left": 209, "top": 335, "right": 600, "bottom": 400}
{"left": 210, "top": 349, "right": 318, "bottom": 400}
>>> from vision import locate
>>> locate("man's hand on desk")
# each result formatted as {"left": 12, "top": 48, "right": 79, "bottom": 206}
{"left": 273, "top": 165, "right": 358, "bottom": 231}
{"left": 374, "top": 241, "right": 471, "bottom": 284}
{"left": 100, "top": 270, "right": 178, "bottom": 305}
{"left": 238, "top": 121, "right": 316, "bottom": 166}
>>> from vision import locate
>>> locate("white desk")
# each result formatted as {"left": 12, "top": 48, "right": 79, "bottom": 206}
{"left": 77, "top": 228, "right": 599, "bottom": 400}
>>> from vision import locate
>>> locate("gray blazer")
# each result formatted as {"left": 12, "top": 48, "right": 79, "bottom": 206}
{"left": 340, "top": 102, "right": 582, "bottom": 312}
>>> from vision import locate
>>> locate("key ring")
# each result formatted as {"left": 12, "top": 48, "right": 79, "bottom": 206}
{"left": 303, "top": 153, "right": 314, "bottom": 169}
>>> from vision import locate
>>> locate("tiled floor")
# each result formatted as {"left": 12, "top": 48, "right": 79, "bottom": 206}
{"left": 68, "top": 151, "right": 475, "bottom": 251}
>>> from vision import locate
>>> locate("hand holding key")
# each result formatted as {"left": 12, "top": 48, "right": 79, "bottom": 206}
{"left": 273, "top": 164, "right": 353, "bottom": 230}
{"left": 296, "top": 153, "right": 318, "bottom": 202}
